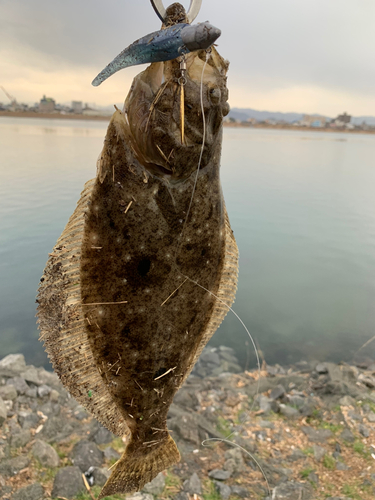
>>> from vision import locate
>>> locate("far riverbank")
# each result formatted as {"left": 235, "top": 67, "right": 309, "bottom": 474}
{"left": 1, "top": 111, "right": 374, "bottom": 134}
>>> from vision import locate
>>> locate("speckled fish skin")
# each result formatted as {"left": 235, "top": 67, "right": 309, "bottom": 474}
{"left": 37, "top": 22, "right": 238, "bottom": 500}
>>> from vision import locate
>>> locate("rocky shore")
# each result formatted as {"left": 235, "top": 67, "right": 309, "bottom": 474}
{"left": 1, "top": 349, "right": 375, "bottom": 500}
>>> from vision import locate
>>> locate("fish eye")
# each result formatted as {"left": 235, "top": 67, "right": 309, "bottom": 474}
{"left": 209, "top": 87, "right": 221, "bottom": 104}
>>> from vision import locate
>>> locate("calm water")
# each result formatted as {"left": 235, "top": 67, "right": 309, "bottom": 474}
{"left": 1, "top": 117, "right": 375, "bottom": 369}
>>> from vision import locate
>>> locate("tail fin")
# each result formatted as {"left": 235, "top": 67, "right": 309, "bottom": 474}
{"left": 98, "top": 434, "right": 180, "bottom": 499}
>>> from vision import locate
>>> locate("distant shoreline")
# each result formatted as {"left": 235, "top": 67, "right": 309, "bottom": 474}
{"left": 224, "top": 120, "right": 375, "bottom": 135}
{"left": 1, "top": 110, "right": 374, "bottom": 134}
{"left": 0, "top": 111, "right": 110, "bottom": 121}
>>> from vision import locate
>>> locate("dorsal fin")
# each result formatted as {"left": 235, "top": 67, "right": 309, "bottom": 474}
{"left": 37, "top": 179, "right": 129, "bottom": 437}
{"left": 180, "top": 205, "right": 239, "bottom": 384}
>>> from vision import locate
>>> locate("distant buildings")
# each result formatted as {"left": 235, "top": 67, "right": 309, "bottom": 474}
{"left": 301, "top": 115, "right": 327, "bottom": 128}
{"left": 71, "top": 101, "right": 83, "bottom": 113}
{"left": 39, "top": 95, "right": 55, "bottom": 113}
{"left": 331, "top": 112, "right": 353, "bottom": 128}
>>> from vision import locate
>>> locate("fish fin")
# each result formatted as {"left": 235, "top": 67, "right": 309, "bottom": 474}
{"left": 98, "top": 434, "right": 180, "bottom": 499}
{"left": 37, "top": 179, "right": 128, "bottom": 437}
{"left": 182, "top": 204, "right": 239, "bottom": 383}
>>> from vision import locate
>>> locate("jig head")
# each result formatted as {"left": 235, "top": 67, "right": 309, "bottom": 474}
{"left": 92, "top": 1, "right": 220, "bottom": 87}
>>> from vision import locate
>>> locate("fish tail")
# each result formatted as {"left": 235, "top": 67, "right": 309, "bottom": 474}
{"left": 98, "top": 434, "right": 180, "bottom": 499}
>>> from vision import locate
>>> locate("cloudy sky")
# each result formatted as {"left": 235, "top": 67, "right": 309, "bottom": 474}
{"left": 1, "top": 0, "right": 375, "bottom": 116}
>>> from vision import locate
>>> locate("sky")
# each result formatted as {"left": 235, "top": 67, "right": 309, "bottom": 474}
{"left": 1, "top": 0, "right": 375, "bottom": 117}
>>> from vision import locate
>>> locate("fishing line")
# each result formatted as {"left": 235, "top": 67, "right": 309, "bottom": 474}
{"left": 201, "top": 439, "right": 271, "bottom": 497}
{"left": 181, "top": 274, "right": 270, "bottom": 493}
{"left": 173, "top": 49, "right": 210, "bottom": 263}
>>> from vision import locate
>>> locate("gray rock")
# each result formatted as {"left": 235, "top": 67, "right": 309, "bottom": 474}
{"left": 208, "top": 469, "right": 231, "bottom": 481}
{"left": 73, "top": 408, "right": 88, "bottom": 421}
{"left": 231, "top": 485, "right": 249, "bottom": 498}
{"left": 259, "top": 419, "right": 275, "bottom": 429}
{"left": 288, "top": 449, "right": 306, "bottom": 462}
{"left": 103, "top": 446, "right": 120, "bottom": 460}
{"left": 340, "top": 428, "right": 356, "bottom": 443}
{"left": 257, "top": 395, "right": 272, "bottom": 413}
{"left": 173, "top": 389, "right": 199, "bottom": 408}
{"left": 0, "top": 485, "right": 13, "bottom": 498}
{"left": 126, "top": 493, "right": 153, "bottom": 500}
{"left": 223, "top": 448, "right": 245, "bottom": 473}
{"left": 20, "top": 412, "right": 39, "bottom": 430}
{"left": 313, "top": 445, "right": 326, "bottom": 462}
{"left": 10, "top": 430, "right": 31, "bottom": 449}
{"left": 359, "top": 375, "right": 375, "bottom": 388}
{"left": 91, "top": 425, "right": 114, "bottom": 445}
{"left": 183, "top": 472, "right": 202, "bottom": 495}
{"left": 0, "top": 397, "right": 7, "bottom": 426}
{"left": 0, "top": 385, "right": 17, "bottom": 401}
{"left": 33, "top": 439, "right": 60, "bottom": 468}
{"left": 302, "top": 426, "right": 333, "bottom": 443}
{"left": 201, "top": 350, "right": 221, "bottom": 366}
{"left": 0, "top": 456, "right": 30, "bottom": 477}
{"left": 0, "top": 354, "right": 26, "bottom": 376}
{"left": 288, "top": 395, "right": 305, "bottom": 408}
{"left": 213, "top": 481, "right": 231, "bottom": 500}
{"left": 271, "top": 482, "right": 313, "bottom": 499}
{"left": 37, "top": 385, "right": 51, "bottom": 398}
{"left": 89, "top": 466, "right": 110, "bottom": 487}
{"left": 295, "top": 360, "right": 314, "bottom": 373}
{"left": 11, "top": 483, "right": 44, "bottom": 500}
{"left": 6, "top": 378, "right": 28, "bottom": 395}
{"left": 20, "top": 367, "right": 42, "bottom": 386}
{"left": 52, "top": 466, "right": 86, "bottom": 499}
{"left": 339, "top": 396, "right": 355, "bottom": 407}
{"left": 368, "top": 412, "right": 375, "bottom": 423}
{"left": 168, "top": 414, "right": 200, "bottom": 444}
{"left": 300, "top": 400, "right": 316, "bottom": 417}
{"left": 308, "top": 472, "right": 319, "bottom": 485}
{"left": 336, "top": 461, "right": 349, "bottom": 470}
{"left": 25, "top": 387, "right": 37, "bottom": 398}
{"left": 174, "top": 492, "right": 190, "bottom": 500}
{"left": 279, "top": 404, "right": 299, "bottom": 419}
{"left": 37, "top": 369, "right": 59, "bottom": 388}
{"left": 71, "top": 440, "right": 104, "bottom": 472}
{"left": 270, "top": 384, "right": 286, "bottom": 400}
{"left": 358, "top": 424, "right": 370, "bottom": 438}
{"left": 49, "top": 389, "right": 60, "bottom": 403}
{"left": 39, "top": 416, "right": 73, "bottom": 443}
{"left": 143, "top": 472, "right": 166, "bottom": 495}
{"left": 315, "top": 363, "right": 328, "bottom": 374}
{"left": 347, "top": 410, "right": 362, "bottom": 422}
{"left": 39, "top": 401, "right": 61, "bottom": 418}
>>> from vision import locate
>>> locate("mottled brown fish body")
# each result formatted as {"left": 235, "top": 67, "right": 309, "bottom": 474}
{"left": 37, "top": 47, "right": 238, "bottom": 498}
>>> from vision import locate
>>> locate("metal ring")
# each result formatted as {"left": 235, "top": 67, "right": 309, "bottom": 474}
{"left": 178, "top": 76, "right": 187, "bottom": 86}
{"left": 150, "top": 0, "right": 202, "bottom": 23}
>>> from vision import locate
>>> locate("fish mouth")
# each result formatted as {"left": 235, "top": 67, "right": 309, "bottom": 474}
{"left": 123, "top": 48, "right": 230, "bottom": 180}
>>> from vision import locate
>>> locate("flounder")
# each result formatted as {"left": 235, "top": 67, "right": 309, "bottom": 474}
{"left": 37, "top": 7, "right": 238, "bottom": 498}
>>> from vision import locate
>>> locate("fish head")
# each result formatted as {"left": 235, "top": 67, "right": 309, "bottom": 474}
{"left": 123, "top": 47, "right": 230, "bottom": 180}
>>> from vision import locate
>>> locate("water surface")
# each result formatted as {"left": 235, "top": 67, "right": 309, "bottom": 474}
{"left": 1, "top": 117, "right": 374, "bottom": 368}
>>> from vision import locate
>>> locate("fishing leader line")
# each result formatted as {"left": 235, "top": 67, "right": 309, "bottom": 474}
{"left": 173, "top": 48, "right": 210, "bottom": 263}
{"left": 180, "top": 274, "right": 270, "bottom": 496}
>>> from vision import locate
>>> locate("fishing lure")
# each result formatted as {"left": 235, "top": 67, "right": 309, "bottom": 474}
{"left": 92, "top": 0, "right": 220, "bottom": 86}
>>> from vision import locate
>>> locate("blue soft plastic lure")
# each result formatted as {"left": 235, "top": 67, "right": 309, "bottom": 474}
{"left": 92, "top": 21, "right": 221, "bottom": 87}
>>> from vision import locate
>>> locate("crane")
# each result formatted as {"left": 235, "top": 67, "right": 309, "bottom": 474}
{"left": 0, "top": 86, "right": 18, "bottom": 107}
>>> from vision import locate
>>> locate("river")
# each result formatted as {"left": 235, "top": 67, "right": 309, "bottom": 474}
{"left": 1, "top": 116, "right": 374, "bottom": 369}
